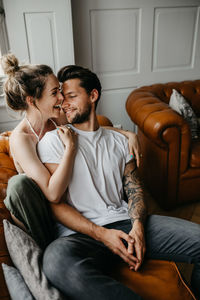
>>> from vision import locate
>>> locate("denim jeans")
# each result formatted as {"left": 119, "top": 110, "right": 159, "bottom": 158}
{"left": 43, "top": 217, "right": 200, "bottom": 300}
{"left": 4, "top": 175, "right": 200, "bottom": 299}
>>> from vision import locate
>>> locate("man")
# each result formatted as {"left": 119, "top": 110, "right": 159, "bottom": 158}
{"left": 37, "top": 65, "right": 200, "bottom": 300}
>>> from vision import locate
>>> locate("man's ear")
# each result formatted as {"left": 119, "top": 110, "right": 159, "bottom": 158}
{"left": 90, "top": 89, "right": 99, "bottom": 104}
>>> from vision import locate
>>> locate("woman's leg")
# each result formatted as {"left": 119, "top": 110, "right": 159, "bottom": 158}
{"left": 10, "top": 213, "right": 27, "bottom": 231}
{"left": 4, "top": 174, "right": 54, "bottom": 249}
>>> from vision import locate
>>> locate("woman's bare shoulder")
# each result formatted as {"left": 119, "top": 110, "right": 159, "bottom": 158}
{"left": 10, "top": 122, "right": 33, "bottom": 147}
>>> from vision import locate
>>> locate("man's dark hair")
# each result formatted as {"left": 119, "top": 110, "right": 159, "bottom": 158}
{"left": 57, "top": 65, "right": 102, "bottom": 108}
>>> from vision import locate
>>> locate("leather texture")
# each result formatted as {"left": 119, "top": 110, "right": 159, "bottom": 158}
{"left": 111, "top": 260, "right": 196, "bottom": 300}
{"left": 126, "top": 80, "right": 200, "bottom": 210}
{"left": 0, "top": 116, "right": 196, "bottom": 300}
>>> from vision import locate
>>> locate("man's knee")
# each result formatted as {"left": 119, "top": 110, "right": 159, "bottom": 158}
{"left": 43, "top": 238, "right": 84, "bottom": 288}
{"left": 43, "top": 239, "right": 65, "bottom": 281}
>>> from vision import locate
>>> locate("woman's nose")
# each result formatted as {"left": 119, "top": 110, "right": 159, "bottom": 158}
{"left": 58, "top": 90, "right": 64, "bottom": 101}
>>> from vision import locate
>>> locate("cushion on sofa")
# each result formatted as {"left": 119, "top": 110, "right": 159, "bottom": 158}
{"left": 3, "top": 219, "right": 65, "bottom": 300}
{"left": 2, "top": 263, "right": 35, "bottom": 300}
{"left": 169, "top": 89, "right": 200, "bottom": 139}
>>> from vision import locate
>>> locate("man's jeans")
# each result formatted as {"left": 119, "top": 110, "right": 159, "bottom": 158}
{"left": 5, "top": 175, "right": 200, "bottom": 299}
{"left": 43, "top": 217, "right": 200, "bottom": 300}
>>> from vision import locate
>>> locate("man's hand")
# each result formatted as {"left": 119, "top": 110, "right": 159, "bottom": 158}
{"left": 128, "top": 220, "right": 146, "bottom": 271}
{"left": 96, "top": 227, "right": 139, "bottom": 268}
{"left": 122, "top": 159, "right": 147, "bottom": 271}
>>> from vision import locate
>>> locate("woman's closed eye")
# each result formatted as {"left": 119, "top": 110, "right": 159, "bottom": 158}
{"left": 52, "top": 88, "right": 61, "bottom": 96}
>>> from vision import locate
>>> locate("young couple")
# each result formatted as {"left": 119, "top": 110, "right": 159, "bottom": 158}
{"left": 2, "top": 54, "right": 200, "bottom": 300}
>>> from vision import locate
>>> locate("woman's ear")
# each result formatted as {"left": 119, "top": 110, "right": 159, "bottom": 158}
{"left": 90, "top": 89, "right": 99, "bottom": 104}
{"left": 26, "top": 96, "right": 35, "bottom": 106}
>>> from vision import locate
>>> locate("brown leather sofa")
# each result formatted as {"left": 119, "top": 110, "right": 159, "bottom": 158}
{"left": 126, "top": 80, "right": 200, "bottom": 210}
{"left": 0, "top": 116, "right": 196, "bottom": 300}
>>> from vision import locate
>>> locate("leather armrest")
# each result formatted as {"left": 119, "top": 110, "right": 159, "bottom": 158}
{"left": 126, "top": 91, "right": 191, "bottom": 173}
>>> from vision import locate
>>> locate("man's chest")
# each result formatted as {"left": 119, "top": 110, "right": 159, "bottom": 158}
{"left": 72, "top": 138, "right": 125, "bottom": 181}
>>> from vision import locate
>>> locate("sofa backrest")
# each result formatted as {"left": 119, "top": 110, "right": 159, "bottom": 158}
{"left": 137, "top": 80, "right": 200, "bottom": 117}
{"left": 0, "top": 132, "right": 17, "bottom": 204}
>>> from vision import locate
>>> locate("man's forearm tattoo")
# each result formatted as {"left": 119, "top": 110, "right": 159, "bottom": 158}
{"left": 123, "top": 161, "right": 147, "bottom": 225}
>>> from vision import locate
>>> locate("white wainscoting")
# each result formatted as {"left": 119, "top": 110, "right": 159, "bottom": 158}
{"left": 1, "top": 0, "right": 74, "bottom": 132}
{"left": 0, "top": 100, "right": 23, "bottom": 132}
{"left": 3, "top": 0, "right": 74, "bottom": 73}
{"left": 72, "top": 0, "right": 200, "bottom": 131}
{"left": 2, "top": 0, "right": 200, "bottom": 132}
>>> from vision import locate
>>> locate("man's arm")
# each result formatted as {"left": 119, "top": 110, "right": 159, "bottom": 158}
{"left": 123, "top": 160, "right": 147, "bottom": 224}
{"left": 123, "top": 159, "right": 148, "bottom": 271}
{"left": 45, "top": 162, "right": 139, "bottom": 268}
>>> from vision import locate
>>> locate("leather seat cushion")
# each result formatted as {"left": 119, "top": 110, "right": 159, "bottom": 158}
{"left": 111, "top": 260, "right": 196, "bottom": 300}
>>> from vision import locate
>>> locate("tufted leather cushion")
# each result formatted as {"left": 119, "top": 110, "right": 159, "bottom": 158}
{"left": 136, "top": 81, "right": 200, "bottom": 117}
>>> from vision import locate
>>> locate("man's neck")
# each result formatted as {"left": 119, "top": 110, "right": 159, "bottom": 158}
{"left": 73, "top": 114, "right": 99, "bottom": 132}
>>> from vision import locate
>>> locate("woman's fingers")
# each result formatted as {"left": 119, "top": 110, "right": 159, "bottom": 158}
{"left": 57, "top": 125, "right": 77, "bottom": 149}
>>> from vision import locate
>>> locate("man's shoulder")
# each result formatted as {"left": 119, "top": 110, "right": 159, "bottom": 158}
{"left": 38, "top": 129, "right": 61, "bottom": 149}
{"left": 40, "top": 129, "right": 58, "bottom": 142}
{"left": 101, "top": 128, "right": 132, "bottom": 163}
{"left": 101, "top": 127, "right": 128, "bottom": 143}
{"left": 37, "top": 128, "right": 64, "bottom": 162}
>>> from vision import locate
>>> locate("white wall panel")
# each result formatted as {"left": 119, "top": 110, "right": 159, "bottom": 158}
{"left": 0, "top": 98, "right": 22, "bottom": 131}
{"left": 3, "top": 0, "right": 74, "bottom": 73}
{"left": 1, "top": 0, "right": 74, "bottom": 132}
{"left": 25, "top": 12, "right": 58, "bottom": 70}
{"left": 153, "top": 6, "right": 199, "bottom": 71}
{"left": 72, "top": 0, "right": 200, "bottom": 131}
{"left": 90, "top": 9, "right": 140, "bottom": 74}
{"left": 97, "top": 88, "right": 136, "bottom": 131}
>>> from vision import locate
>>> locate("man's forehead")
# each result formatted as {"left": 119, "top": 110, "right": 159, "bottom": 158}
{"left": 62, "top": 78, "right": 80, "bottom": 86}
{"left": 62, "top": 78, "right": 81, "bottom": 92}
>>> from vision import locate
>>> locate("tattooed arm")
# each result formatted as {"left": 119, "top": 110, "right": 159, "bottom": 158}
{"left": 123, "top": 159, "right": 148, "bottom": 271}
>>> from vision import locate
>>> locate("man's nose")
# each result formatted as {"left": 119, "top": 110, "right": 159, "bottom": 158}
{"left": 61, "top": 98, "right": 70, "bottom": 108}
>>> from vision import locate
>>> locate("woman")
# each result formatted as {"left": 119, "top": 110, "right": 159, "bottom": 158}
{"left": 2, "top": 53, "right": 140, "bottom": 248}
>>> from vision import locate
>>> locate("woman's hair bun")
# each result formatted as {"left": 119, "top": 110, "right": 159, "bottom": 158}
{"left": 1, "top": 53, "right": 19, "bottom": 76}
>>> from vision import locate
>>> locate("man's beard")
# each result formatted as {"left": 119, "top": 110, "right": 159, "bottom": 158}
{"left": 67, "top": 103, "right": 92, "bottom": 124}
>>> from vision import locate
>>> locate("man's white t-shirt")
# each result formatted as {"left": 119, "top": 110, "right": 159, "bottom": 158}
{"left": 37, "top": 125, "right": 132, "bottom": 237}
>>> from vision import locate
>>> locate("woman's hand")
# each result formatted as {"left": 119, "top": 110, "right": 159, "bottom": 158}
{"left": 124, "top": 131, "right": 141, "bottom": 167}
{"left": 57, "top": 125, "right": 77, "bottom": 152}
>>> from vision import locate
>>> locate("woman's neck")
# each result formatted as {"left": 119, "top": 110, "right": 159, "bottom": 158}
{"left": 25, "top": 111, "right": 49, "bottom": 141}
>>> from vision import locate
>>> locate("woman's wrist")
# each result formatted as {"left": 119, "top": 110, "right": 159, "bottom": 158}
{"left": 63, "top": 146, "right": 76, "bottom": 159}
